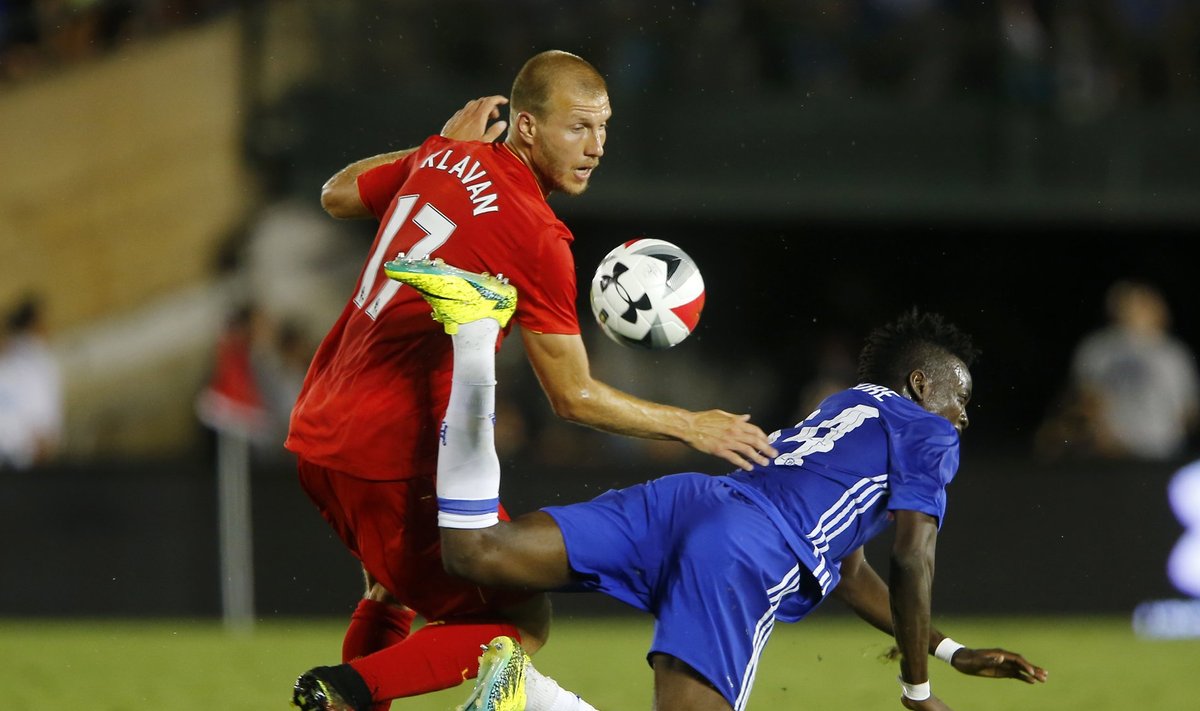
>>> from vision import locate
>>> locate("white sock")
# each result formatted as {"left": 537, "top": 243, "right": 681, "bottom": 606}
{"left": 437, "top": 319, "right": 502, "bottom": 529}
{"left": 525, "top": 662, "right": 600, "bottom": 711}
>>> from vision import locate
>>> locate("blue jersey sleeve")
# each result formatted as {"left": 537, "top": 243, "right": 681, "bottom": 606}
{"left": 885, "top": 416, "right": 960, "bottom": 527}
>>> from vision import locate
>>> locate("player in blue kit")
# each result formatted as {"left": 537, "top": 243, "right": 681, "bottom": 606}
{"left": 387, "top": 260, "right": 1048, "bottom": 711}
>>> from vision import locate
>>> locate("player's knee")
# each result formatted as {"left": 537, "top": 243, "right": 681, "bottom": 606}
{"left": 440, "top": 545, "right": 475, "bottom": 580}
{"left": 440, "top": 528, "right": 499, "bottom": 583}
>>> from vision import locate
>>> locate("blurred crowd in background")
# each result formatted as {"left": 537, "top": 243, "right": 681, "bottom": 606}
{"left": 0, "top": 295, "right": 62, "bottom": 470}
{"left": 0, "top": 0, "right": 235, "bottom": 81}
{"left": 3, "top": 0, "right": 1199, "bottom": 474}
{"left": 4, "top": 1, "right": 1200, "bottom": 114}
{"left": 1036, "top": 280, "right": 1199, "bottom": 464}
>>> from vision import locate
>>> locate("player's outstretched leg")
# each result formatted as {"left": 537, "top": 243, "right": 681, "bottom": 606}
{"left": 384, "top": 255, "right": 517, "bottom": 334}
{"left": 458, "top": 636, "right": 529, "bottom": 711}
{"left": 430, "top": 269, "right": 600, "bottom": 711}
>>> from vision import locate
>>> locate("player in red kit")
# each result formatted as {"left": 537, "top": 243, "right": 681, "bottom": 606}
{"left": 287, "top": 50, "right": 778, "bottom": 711}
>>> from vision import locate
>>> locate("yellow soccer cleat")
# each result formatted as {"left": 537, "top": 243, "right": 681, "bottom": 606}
{"left": 384, "top": 256, "right": 517, "bottom": 334}
{"left": 457, "top": 636, "right": 528, "bottom": 711}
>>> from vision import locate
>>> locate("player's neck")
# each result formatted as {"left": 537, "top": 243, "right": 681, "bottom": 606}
{"left": 501, "top": 141, "right": 552, "bottom": 198}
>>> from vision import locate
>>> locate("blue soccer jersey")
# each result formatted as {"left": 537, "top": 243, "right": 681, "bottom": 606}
{"left": 543, "top": 383, "right": 961, "bottom": 708}
{"left": 726, "top": 383, "right": 960, "bottom": 615}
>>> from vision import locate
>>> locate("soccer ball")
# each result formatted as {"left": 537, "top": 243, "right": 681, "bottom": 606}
{"left": 589, "top": 238, "right": 705, "bottom": 350}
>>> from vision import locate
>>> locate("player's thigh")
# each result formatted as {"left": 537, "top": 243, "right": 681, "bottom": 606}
{"left": 541, "top": 477, "right": 688, "bottom": 611}
{"left": 651, "top": 654, "right": 732, "bottom": 711}
{"left": 364, "top": 481, "right": 539, "bottom": 620}
{"left": 295, "top": 459, "right": 368, "bottom": 559}
{"left": 469, "top": 510, "right": 574, "bottom": 590}
{"left": 299, "top": 466, "right": 535, "bottom": 619}
{"left": 652, "top": 494, "right": 806, "bottom": 711}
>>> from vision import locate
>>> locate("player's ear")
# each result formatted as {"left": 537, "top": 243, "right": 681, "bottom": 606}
{"left": 516, "top": 111, "right": 536, "bottom": 144}
{"left": 907, "top": 369, "right": 928, "bottom": 403}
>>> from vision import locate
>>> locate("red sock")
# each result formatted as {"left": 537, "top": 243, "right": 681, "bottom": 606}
{"left": 349, "top": 620, "right": 522, "bottom": 701}
{"left": 341, "top": 598, "right": 417, "bottom": 663}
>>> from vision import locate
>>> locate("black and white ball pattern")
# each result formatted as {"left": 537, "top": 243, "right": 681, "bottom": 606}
{"left": 589, "top": 238, "right": 706, "bottom": 350}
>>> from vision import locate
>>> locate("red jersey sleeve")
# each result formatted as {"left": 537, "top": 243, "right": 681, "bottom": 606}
{"left": 356, "top": 142, "right": 431, "bottom": 219}
{"left": 514, "top": 225, "right": 580, "bottom": 335}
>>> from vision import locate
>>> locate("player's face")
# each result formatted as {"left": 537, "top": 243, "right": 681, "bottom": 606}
{"left": 920, "top": 358, "right": 973, "bottom": 433}
{"left": 529, "top": 87, "right": 610, "bottom": 196}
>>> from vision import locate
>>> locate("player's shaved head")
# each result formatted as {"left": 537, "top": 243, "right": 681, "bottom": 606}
{"left": 505, "top": 50, "right": 610, "bottom": 197}
{"left": 511, "top": 50, "right": 607, "bottom": 118}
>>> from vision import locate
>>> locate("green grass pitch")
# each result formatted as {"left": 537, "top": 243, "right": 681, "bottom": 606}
{"left": 4, "top": 614, "right": 1198, "bottom": 709}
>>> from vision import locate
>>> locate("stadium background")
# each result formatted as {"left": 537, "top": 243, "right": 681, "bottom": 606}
{"left": 2, "top": 2, "right": 1199, "bottom": 707}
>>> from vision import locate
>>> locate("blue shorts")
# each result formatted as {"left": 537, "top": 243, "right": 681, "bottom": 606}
{"left": 542, "top": 472, "right": 824, "bottom": 710}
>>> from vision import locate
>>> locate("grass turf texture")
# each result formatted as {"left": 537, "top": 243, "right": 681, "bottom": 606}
{"left": 3, "top": 615, "right": 1198, "bottom": 709}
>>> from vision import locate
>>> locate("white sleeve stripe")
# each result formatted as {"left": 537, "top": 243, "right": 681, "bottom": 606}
{"left": 438, "top": 511, "right": 500, "bottom": 529}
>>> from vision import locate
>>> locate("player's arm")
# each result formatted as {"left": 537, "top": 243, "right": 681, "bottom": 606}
{"left": 834, "top": 546, "right": 951, "bottom": 648}
{"left": 321, "top": 150, "right": 418, "bottom": 219}
{"left": 320, "top": 95, "right": 510, "bottom": 219}
{"left": 891, "top": 512, "right": 1047, "bottom": 709}
{"left": 837, "top": 546, "right": 961, "bottom": 658}
{"left": 520, "top": 330, "right": 776, "bottom": 471}
{"left": 889, "top": 509, "right": 944, "bottom": 709}
{"left": 836, "top": 546, "right": 1048, "bottom": 690}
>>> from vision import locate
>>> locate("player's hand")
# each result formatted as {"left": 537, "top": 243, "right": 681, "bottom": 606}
{"left": 684, "top": 410, "right": 778, "bottom": 471}
{"left": 900, "top": 693, "right": 953, "bottom": 710}
{"left": 440, "top": 96, "right": 509, "bottom": 143}
{"left": 951, "top": 647, "right": 1048, "bottom": 684}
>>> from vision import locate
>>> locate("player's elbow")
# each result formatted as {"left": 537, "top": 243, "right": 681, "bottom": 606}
{"left": 548, "top": 398, "right": 583, "bottom": 424}
{"left": 545, "top": 388, "right": 593, "bottom": 425}
{"left": 320, "top": 181, "right": 364, "bottom": 219}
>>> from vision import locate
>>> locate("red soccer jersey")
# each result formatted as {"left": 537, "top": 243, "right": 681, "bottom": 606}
{"left": 285, "top": 136, "right": 579, "bottom": 480}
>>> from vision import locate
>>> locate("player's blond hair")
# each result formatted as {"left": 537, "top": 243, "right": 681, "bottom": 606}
{"left": 510, "top": 50, "right": 607, "bottom": 119}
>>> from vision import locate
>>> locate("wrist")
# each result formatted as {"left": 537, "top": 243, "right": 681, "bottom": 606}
{"left": 666, "top": 407, "right": 697, "bottom": 443}
{"left": 898, "top": 676, "right": 931, "bottom": 701}
{"left": 934, "top": 637, "right": 965, "bottom": 664}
